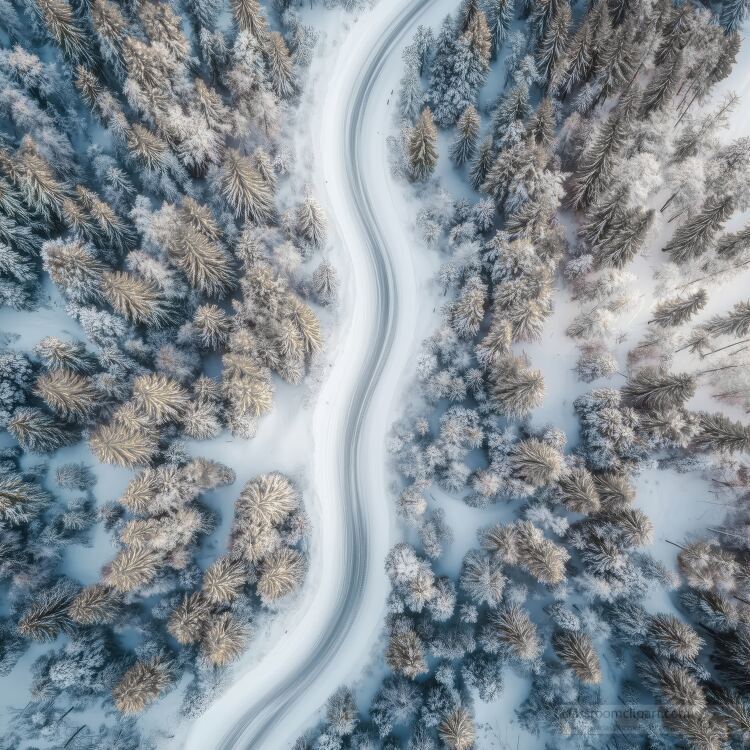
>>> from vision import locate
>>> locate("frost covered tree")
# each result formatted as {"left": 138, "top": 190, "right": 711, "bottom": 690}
{"left": 408, "top": 108, "right": 439, "bottom": 181}
{"left": 553, "top": 630, "right": 601, "bottom": 684}
{"left": 450, "top": 106, "right": 480, "bottom": 166}
{"left": 312, "top": 260, "right": 339, "bottom": 305}
{"left": 469, "top": 136, "right": 495, "bottom": 191}
{"left": 664, "top": 194, "right": 735, "bottom": 264}
{"left": 622, "top": 368, "right": 695, "bottom": 412}
{"left": 566, "top": 89, "right": 638, "bottom": 210}
{"left": 490, "top": 357, "right": 545, "bottom": 420}
{"left": 481, "top": 603, "right": 540, "bottom": 662}
{"left": 487, "top": 0, "right": 514, "bottom": 57}
{"left": 297, "top": 193, "right": 327, "bottom": 248}
{"left": 257, "top": 547, "right": 306, "bottom": 604}
{"left": 112, "top": 657, "right": 172, "bottom": 714}
{"left": 438, "top": 706, "right": 475, "bottom": 750}
{"left": 386, "top": 627, "right": 428, "bottom": 679}
{"left": 693, "top": 412, "right": 750, "bottom": 454}
{"left": 650, "top": 289, "right": 708, "bottom": 328}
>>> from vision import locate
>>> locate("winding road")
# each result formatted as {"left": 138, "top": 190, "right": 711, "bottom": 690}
{"left": 184, "top": 0, "right": 441, "bottom": 747}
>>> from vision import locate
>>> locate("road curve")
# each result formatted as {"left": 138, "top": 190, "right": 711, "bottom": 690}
{"left": 209, "top": 0, "right": 435, "bottom": 748}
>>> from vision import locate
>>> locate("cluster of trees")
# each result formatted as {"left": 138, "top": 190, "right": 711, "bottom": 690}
{"left": 304, "top": 0, "right": 750, "bottom": 746}
{"left": 1, "top": 463, "right": 308, "bottom": 744}
{"left": 0, "top": 0, "right": 326, "bottom": 741}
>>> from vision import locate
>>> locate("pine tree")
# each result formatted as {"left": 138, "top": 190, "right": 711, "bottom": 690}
{"left": 458, "top": 0, "right": 481, "bottom": 30}
{"left": 664, "top": 195, "right": 735, "bottom": 264}
{"left": 554, "top": 630, "right": 601, "bottom": 683}
{"left": 312, "top": 260, "right": 339, "bottom": 305}
{"left": 553, "top": 16, "right": 593, "bottom": 98}
{"left": 34, "top": 0, "right": 93, "bottom": 64}
{"left": 593, "top": 472, "right": 634, "bottom": 508}
{"left": 125, "top": 124, "right": 170, "bottom": 173}
{"left": 386, "top": 629, "right": 428, "bottom": 679}
{"left": 8, "top": 407, "right": 77, "bottom": 453}
{"left": 450, "top": 276, "right": 486, "bottom": 336}
{"left": 648, "top": 613, "right": 702, "bottom": 661}
{"left": 68, "top": 584, "right": 121, "bottom": 625}
{"left": 257, "top": 546, "right": 306, "bottom": 604}
{"left": 720, "top": 0, "right": 747, "bottom": 34}
{"left": 491, "top": 83, "right": 530, "bottom": 143}
{"left": 201, "top": 612, "right": 248, "bottom": 666}
{"left": 557, "top": 467, "right": 600, "bottom": 514}
{"left": 514, "top": 520, "right": 569, "bottom": 584}
{"left": 399, "top": 62, "right": 425, "bottom": 122}
{"left": 650, "top": 290, "right": 708, "bottom": 328}
{"left": 438, "top": 707, "right": 475, "bottom": 750}
{"left": 511, "top": 439, "right": 564, "bottom": 486}
{"left": 623, "top": 368, "right": 695, "bottom": 411}
{"left": 202, "top": 556, "right": 247, "bottom": 604}
{"left": 566, "top": 91, "right": 637, "bottom": 210}
{"left": 428, "top": 17, "right": 459, "bottom": 125}
{"left": 43, "top": 240, "right": 104, "bottom": 303}
{"left": 536, "top": 1, "right": 571, "bottom": 83}
{"left": 104, "top": 545, "right": 163, "bottom": 592}
{"left": 469, "top": 136, "right": 495, "bottom": 191}
{"left": 221, "top": 149, "right": 275, "bottom": 224}
{"left": 231, "top": 0, "right": 267, "bottom": 39}
{"left": 705, "top": 300, "right": 750, "bottom": 337}
{"left": 715, "top": 223, "right": 750, "bottom": 259}
{"left": 460, "top": 550, "right": 506, "bottom": 606}
{"left": 653, "top": 3, "right": 692, "bottom": 67}
{"left": 326, "top": 686, "right": 358, "bottom": 737}
{"left": 640, "top": 52, "right": 683, "bottom": 116}
{"left": 0, "top": 474, "right": 48, "bottom": 526}
{"left": 236, "top": 474, "right": 296, "bottom": 532}
{"left": 466, "top": 9, "right": 492, "bottom": 66}
{"left": 34, "top": 369, "right": 98, "bottom": 422}
{"left": 527, "top": 98, "right": 555, "bottom": 148}
{"left": 408, "top": 108, "right": 438, "bottom": 182}
{"left": 642, "top": 660, "right": 706, "bottom": 715}
{"left": 89, "top": 421, "right": 159, "bottom": 467}
{"left": 129, "top": 375, "right": 187, "bottom": 425}
{"left": 168, "top": 592, "right": 210, "bottom": 645}
{"left": 112, "top": 658, "right": 171, "bottom": 714}
{"left": 595, "top": 208, "right": 654, "bottom": 268}
{"left": 487, "top": 0, "right": 515, "bottom": 57}
{"left": 193, "top": 304, "right": 232, "bottom": 349}
{"left": 491, "top": 357, "right": 545, "bottom": 419}
{"left": 6, "top": 138, "right": 67, "bottom": 221}
{"left": 101, "top": 270, "right": 172, "bottom": 327}
{"left": 595, "top": 25, "right": 637, "bottom": 102}
{"left": 296, "top": 194, "right": 327, "bottom": 248}
{"left": 17, "top": 580, "right": 77, "bottom": 641}
{"left": 485, "top": 604, "right": 541, "bottom": 661}
{"left": 693, "top": 412, "right": 750, "bottom": 454}
{"left": 604, "top": 506, "right": 653, "bottom": 546}
{"left": 450, "top": 105, "right": 481, "bottom": 166}
{"left": 166, "top": 225, "right": 234, "bottom": 297}
{"left": 265, "top": 32, "right": 296, "bottom": 99}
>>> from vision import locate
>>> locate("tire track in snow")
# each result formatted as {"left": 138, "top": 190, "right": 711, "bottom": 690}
{"left": 206, "top": 0, "right": 435, "bottom": 747}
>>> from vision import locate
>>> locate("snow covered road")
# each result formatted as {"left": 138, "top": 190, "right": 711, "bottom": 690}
{"left": 183, "top": 0, "right": 446, "bottom": 746}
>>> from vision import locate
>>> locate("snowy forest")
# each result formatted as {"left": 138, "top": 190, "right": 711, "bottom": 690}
{"left": 296, "top": 0, "right": 750, "bottom": 748}
{"left": 2, "top": 0, "right": 750, "bottom": 745}
{"left": 0, "top": 0, "right": 344, "bottom": 743}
